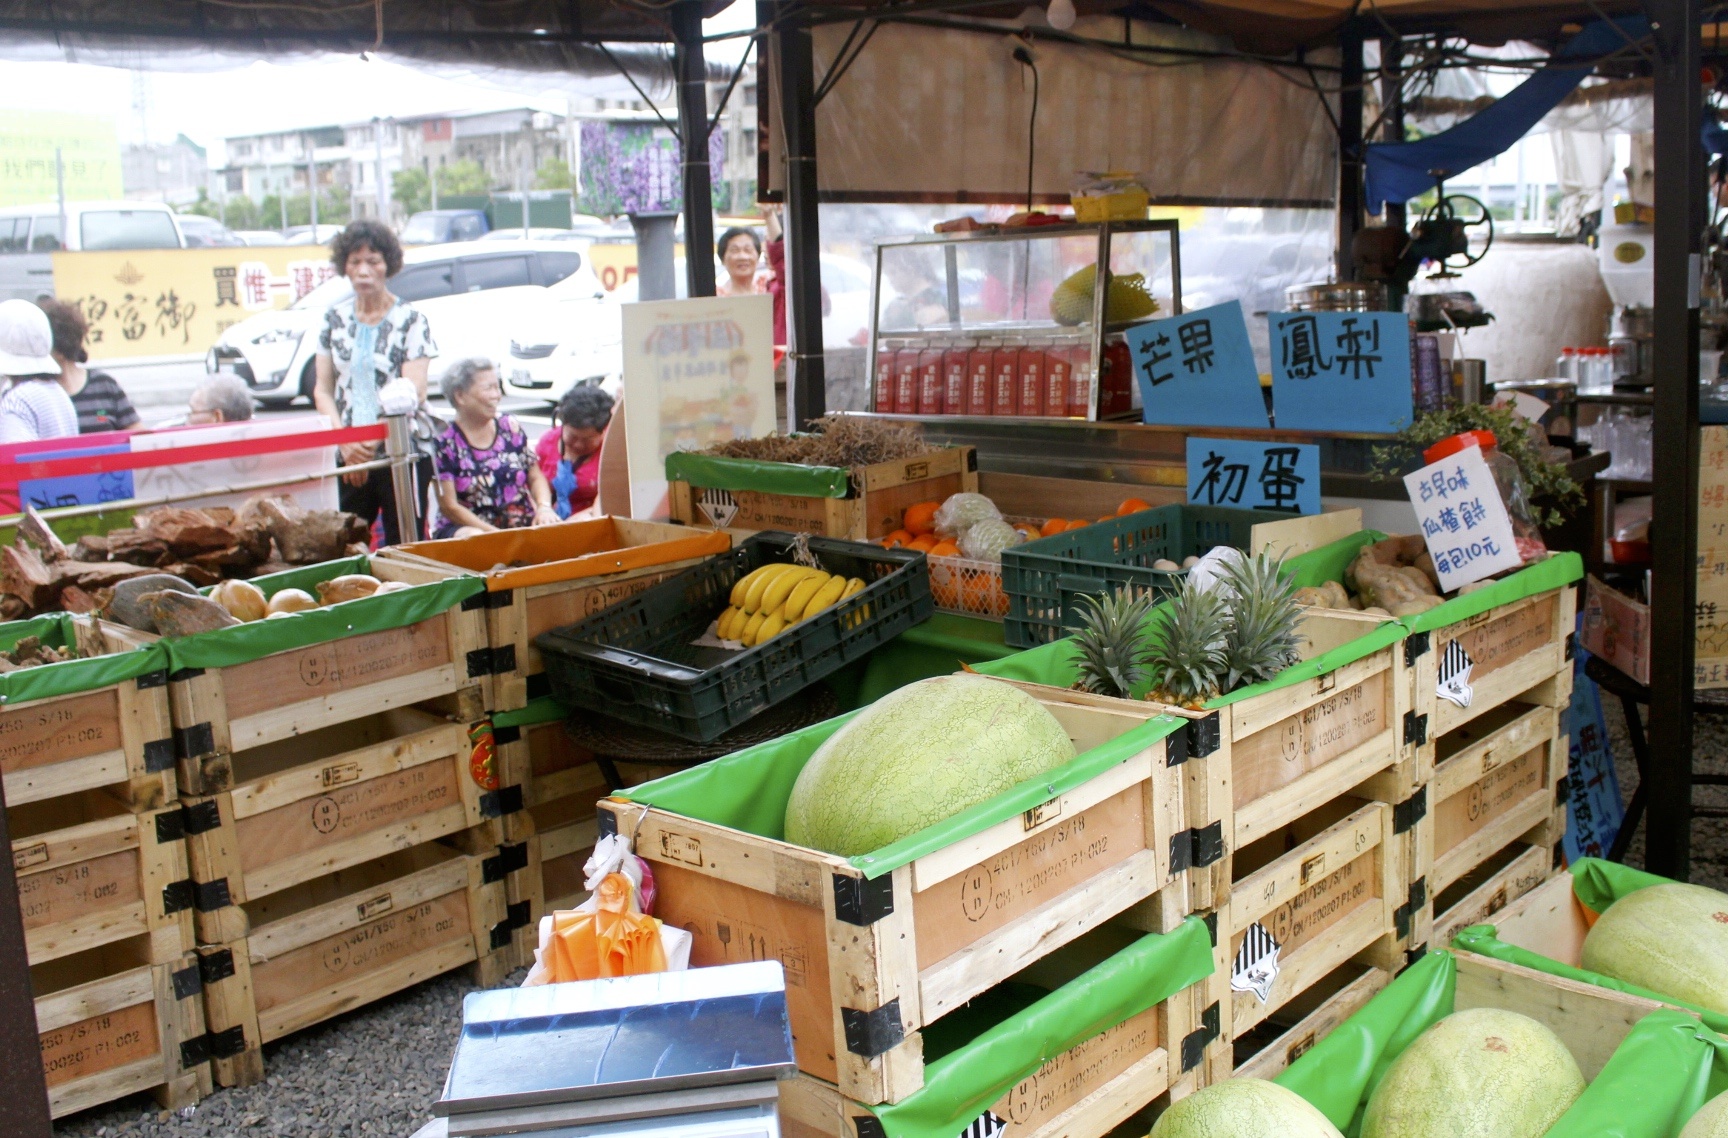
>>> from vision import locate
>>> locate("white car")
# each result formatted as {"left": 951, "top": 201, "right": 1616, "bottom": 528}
{"left": 206, "top": 241, "right": 606, "bottom": 407}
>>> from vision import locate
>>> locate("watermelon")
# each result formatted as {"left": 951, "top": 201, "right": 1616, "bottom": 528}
{"left": 1361, "top": 1008, "right": 1584, "bottom": 1138}
{"left": 1149, "top": 1078, "right": 1343, "bottom": 1138}
{"left": 1683, "top": 1090, "right": 1728, "bottom": 1138}
{"left": 1581, "top": 882, "right": 1728, "bottom": 1014}
{"left": 782, "top": 674, "right": 1077, "bottom": 856}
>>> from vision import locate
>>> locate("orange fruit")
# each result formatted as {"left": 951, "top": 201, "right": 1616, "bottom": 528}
{"left": 1099, "top": 516, "right": 1116, "bottom": 524}
{"left": 929, "top": 539, "right": 961, "bottom": 557}
{"left": 1039, "top": 517, "right": 1068, "bottom": 536}
{"left": 881, "top": 529, "right": 913, "bottom": 548}
{"left": 1117, "top": 497, "right": 1152, "bottom": 515}
{"left": 902, "top": 500, "right": 942, "bottom": 536}
{"left": 907, "top": 535, "right": 939, "bottom": 552}
{"left": 1013, "top": 523, "right": 1040, "bottom": 540}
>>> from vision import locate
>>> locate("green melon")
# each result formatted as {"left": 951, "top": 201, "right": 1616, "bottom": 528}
{"left": 1683, "top": 1089, "right": 1728, "bottom": 1138}
{"left": 1361, "top": 1007, "right": 1585, "bottom": 1138}
{"left": 1148, "top": 1078, "right": 1343, "bottom": 1138}
{"left": 1582, "top": 883, "right": 1728, "bottom": 1015}
{"left": 782, "top": 674, "right": 1077, "bottom": 856}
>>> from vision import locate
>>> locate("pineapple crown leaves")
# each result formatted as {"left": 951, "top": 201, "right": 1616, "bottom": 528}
{"left": 1071, "top": 588, "right": 1156, "bottom": 700}
{"left": 1145, "top": 578, "right": 1229, "bottom": 708}
{"left": 1218, "top": 548, "right": 1304, "bottom": 691}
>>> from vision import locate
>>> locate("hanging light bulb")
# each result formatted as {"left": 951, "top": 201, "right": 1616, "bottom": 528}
{"left": 1046, "top": 0, "right": 1076, "bottom": 30}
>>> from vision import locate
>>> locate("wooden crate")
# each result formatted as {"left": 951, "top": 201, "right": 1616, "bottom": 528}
{"left": 11, "top": 793, "right": 192, "bottom": 966}
{"left": 1416, "top": 584, "right": 1576, "bottom": 739}
{"left": 32, "top": 935, "right": 213, "bottom": 1119}
{"left": 779, "top": 916, "right": 1211, "bottom": 1138}
{"left": 1223, "top": 796, "right": 1399, "bottom": 1041}
{"left": 178, "top": 706, "right": 506, "bottom": 946}
{"left": 1430, "top": 841, "right": 1556, "bottom": 951}
{"left": 598, "top": 686, "right": 1189, "bottom": 1106}
{"left": 127, "top": 562, "right": 490, "bottom": 781}
{"left": 197, "top": 840, "right": 520, "bottom": 1087}
{"left": 0, "top": 625, "right": 174, "bottom": 811}
{"left": 669, "top": 447, "right": 978, "bottom": 541}
{"left": 382, "top": 518, "right": 731, "bottom": 711}
{"left": 1231, "top": 960, "right": 1392, "bottom": 1080}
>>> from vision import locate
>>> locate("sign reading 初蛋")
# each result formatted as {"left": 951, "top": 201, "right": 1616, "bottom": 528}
{"left": 1185, "top": 437, "right": 1320, "bottom": 514}
{"left": 1270, "top": 311, "right": 1413, "bottom": 433}
{"left": 1402, "top": 444, "right": 1521, "bottom": 592}
{"left": 1126, "top": 301, "right": 1269, "bottom": 429}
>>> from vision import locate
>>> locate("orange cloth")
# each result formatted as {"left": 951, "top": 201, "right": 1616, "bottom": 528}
{"left": 541, "top": 873, "right": 668, "bottom": 982}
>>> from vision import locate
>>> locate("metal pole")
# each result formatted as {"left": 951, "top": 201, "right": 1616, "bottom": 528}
{"left": 1336, "top": 23, "right": 1365, "bottom": 283}
{"left": 54, "top": 148, "right": 65, "bottom": 251}
{"left": 0, "top": 769, "right": 52, "bottom": 1137}
{"left": 771, "top": 0, "right": 827, "bottom": 426}
{"left": 374, "top": 117, "right": 388, "bottom": 222}
{"left": 279, "top": 168, "right": 288, "bottom": 232}
{"left": 430, "top": 156, "right": 439, "bottom": 211}
{"left": 309, "top": 153, "right": 319, "bottom": 232}
{"left": 675, "top": 0, "right": 717, "bottom": 297}
{"left": 384, "top": 413, "right": 420, "bottom": 543}
{"left": 1380, "top": 36, "right": 1406, "bottom": 233}
{"left": 1645, "top": 0, "right": 1704, "bottom": 879}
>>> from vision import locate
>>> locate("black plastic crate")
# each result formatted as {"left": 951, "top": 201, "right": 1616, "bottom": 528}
{"left": 1000, "top": 504, "right": 1291, "bottom": 647}
{"left": 535, "top": 532, "right": 932, "bottom": 742}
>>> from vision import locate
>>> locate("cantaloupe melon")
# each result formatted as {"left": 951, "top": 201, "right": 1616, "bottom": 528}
{"left": 1148, "top": 1078, "right": 1343, "bottom": 1138}
{"left": 1582, "top": 883, "right": 1728, "bottom": 1015}
{"left": 1361, "top": 1007, "right": 1585, "bottom": 1138}
{"left": 782, "top": 674, "right": 1077, "bottom": 856}
{"left": 1683, "top": 1089, "right": 1728, "bottom": 1138}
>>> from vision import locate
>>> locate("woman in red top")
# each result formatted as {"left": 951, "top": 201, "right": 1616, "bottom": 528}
{"left": 536, "top": 385, "right": 615, "bottom": 519}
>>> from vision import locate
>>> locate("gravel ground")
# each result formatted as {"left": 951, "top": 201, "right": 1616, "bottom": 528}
{"left": 49, "top": 677, "right": 1728, "bottom": 1137}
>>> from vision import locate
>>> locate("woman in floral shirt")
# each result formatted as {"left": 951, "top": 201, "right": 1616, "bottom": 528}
{"left": 431, "top": 358, "right": 558, "bottom": 539}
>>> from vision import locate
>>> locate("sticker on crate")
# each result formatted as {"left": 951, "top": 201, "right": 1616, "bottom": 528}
{"left": 696, "top": 487, "right": 739, "bottom": 528}
{"left": 958, "top": 1110, "right": 1007, "bottom": 1138}
{"left": 1231, "top": 921, "right": 1282, "bottom": 1003}
{"left": 1436, "top": 640, "right": 1475, "bottom": 709}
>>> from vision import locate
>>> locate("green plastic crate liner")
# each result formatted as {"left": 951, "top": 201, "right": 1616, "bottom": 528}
{"left": 0, "top": 612, "right": 168, "bottom": 706}
{"left": 1001, "top": 504, "right": 1292, "bottom": 648}
{"left": 664, "top": 451, "right": 852, "bottom": 498}
{"left": 614, "top": 680, "right": 1186, "bottom": 878}
{"left": 153, "top": 554, "right": 483, "bottom": 673}
{"left": 1275, "top": 949, "right": 1728, "bottom": 1137}
{"left": 1453, "top": 857, "right": 1728, "bottom": 1036}
{"left": 535, "top": 532, "right": 933, "bottom": 743}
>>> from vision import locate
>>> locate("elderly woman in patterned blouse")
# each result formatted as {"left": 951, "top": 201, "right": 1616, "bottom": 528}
{"left": 430, "top": 357, "right": 558, "bottom": 539}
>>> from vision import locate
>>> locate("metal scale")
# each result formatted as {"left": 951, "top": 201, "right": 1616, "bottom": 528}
{"left": 428, "top": 962, "right": 796, "bottom": 1138}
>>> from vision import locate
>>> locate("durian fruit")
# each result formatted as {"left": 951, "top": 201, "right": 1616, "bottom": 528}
{"left": 1219, "top": 549, "right": 1304, "bottom": 691}
{"left": 1049, "top": 265, "right": 1160, "bottom": 326}
{"left": 1072, "top": 589, "right": 1154, "bottom": 700}
{"left": 1145, "top": 579, "right": 1228, "bottom": 709}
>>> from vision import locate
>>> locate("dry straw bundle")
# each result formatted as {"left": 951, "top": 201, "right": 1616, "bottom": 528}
{"left": 699, "top": 415, "right": 933, "bottom": 468}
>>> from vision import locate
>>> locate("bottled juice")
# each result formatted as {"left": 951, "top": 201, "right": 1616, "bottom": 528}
{"left": 873, "top": 345, "right": 897, "bottom": 413}
{"left": 1067, "top": 344, "right": 1095, "bottom": 418}
{"left": 1045, "top": 345, "right": 1070, "bottom": 417}
{"left": 991, "top": 344, "right": 1019, "bottom": 416}
{"left": 917, "top": 347, "right": 945, "bottom": 415}
{"left": 965, "top": 345, "right": 993, "bottom": 415}
{"left": 1017, "top": 345, "right": 1046, "bottom": 416}
{"left": 893, "top": 349, "right": 919, "bottom": 414}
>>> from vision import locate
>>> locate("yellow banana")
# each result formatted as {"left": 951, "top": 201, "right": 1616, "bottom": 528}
{"left": 761, "top": 565, "right": 819, "bottom": 614}
{"left": 718, "top": 606, "right": 745, "bottom": 640}
{"left": 714, "top": 605, "right": 736, "bottom": 639}
{"left": 782, "top": 572, "right": 831, "bottom": 622}
{"left": 841, "top": 577, "right": 867, "bottom": 600}
{"left": 741, "top": 610, "right": 769, "bottom": 646}
{"left": 744, "top": 563, "right": 796, "bottom": 613}
{"left": 730, "top": 563, "right": 777, "bottom": 608}
{"left": 757, "top": 607, "right": 788, "bottom": 643}
{"left": 797, "top": 575, "right": 848, "bottom": 623}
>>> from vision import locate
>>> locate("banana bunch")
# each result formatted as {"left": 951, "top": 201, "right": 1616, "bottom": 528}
{"left": 716, "top": 563, "right": 867, "bottom": 647}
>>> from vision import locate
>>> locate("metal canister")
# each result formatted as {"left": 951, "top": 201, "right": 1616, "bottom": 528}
{"left": 1454, "top": 358, "right": 1487, "bottom": 405}
{"left": 1284, "top": 281, "right": 1390, "bottom": 312}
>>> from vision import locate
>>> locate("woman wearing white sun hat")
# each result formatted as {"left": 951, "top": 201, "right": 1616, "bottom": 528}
{"left": 0, "top": 299, "right": 78, "bottom": 443}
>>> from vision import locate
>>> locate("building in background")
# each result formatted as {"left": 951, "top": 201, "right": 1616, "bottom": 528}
{"left": 121, "top": 133, "right": 210, "bottom": 206}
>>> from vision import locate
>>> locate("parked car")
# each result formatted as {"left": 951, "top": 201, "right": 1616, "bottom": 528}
{"left": 400, "top": 209, "right": 489, "bottom": 244}
{"left": 176, "top": 214, "right": 246, "bottom": 247}
{"left": 282, "top": 224, "right": 342, "bottom": 245}
{"left": 0, "top": 200, "right": 184, "bottom": 300}
{"left": 235, "top": 230, "right": 289, "bottom": 246}
{"left": 206, "top": 240, "right": 605, "bottom": 407}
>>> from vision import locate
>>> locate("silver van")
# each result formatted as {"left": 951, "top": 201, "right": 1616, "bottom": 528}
{"left": 0, "top": 201, "right": 186, "bottom": 301}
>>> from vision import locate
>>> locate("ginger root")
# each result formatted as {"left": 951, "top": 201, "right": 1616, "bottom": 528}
{"left": 1346, "top": 536, "right": 1443, "bottom": 611}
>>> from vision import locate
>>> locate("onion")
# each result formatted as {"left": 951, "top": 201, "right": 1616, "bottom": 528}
{"left": 315, "top": 574, "right": 384, "bottom": 605}
{"left": 265, "top": 588, "right": 318, "bottom": 615}
{"left": 210, "top": 579, "right": 268, "bottom": 622}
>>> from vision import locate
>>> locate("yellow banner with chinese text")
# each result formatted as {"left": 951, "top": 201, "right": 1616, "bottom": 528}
{"left": 49, "top": 247, "right": 340, "bottom": 360}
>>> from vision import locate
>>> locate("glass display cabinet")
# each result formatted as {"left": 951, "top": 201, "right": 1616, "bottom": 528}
{"left": 868, "top": 219, "right": 1182, "bottom": 422}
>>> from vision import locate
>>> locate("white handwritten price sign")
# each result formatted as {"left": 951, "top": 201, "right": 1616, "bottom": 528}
{"left": 1402, "top": 445, "right": 1521, "bottom": 592}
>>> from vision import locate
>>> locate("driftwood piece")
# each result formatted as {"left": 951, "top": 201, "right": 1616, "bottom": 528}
{"left": 270, "top": 510, "right": 372, "bottom": 564}
{"left": 19, "top": 507, "right": 68, "bottom": 562}
{"left": 0, "top": 595, "right": 26, "bottom": 621}
{"left": 59, "top": 585, "right": 109, "bottom": 614}
{"left": 103, "top": 530, "right": 172, "bottom": 568}
{"left": 138, "top": 507, "right": 237, "bottom": 558}
{"left": 163, "top": 562, "right": 222, "bottom": 587}
{"left": 73, "top": 534, "right": 111, "bottom": 562}
{"left": 2, "top": 543, "right": 54, "bottom": 609}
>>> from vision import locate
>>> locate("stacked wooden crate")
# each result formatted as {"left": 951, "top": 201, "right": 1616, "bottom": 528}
{"left": 100, "top": 559, "right": 534, "bottom": 1088}
{"left": 601, "top": 680, "right": 1212, "bottom": 1134}
{"left": 1, "top": 616, "right": 213, "bottom": 1119}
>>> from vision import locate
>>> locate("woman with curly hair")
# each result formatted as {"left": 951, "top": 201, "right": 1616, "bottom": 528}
{"left": 312, "top": 219, "right": 437, "bottom": 543}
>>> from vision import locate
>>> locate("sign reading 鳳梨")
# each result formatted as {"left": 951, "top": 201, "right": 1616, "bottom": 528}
{"left": 1269, "top": 311, "right": 1413, "bottom": 432}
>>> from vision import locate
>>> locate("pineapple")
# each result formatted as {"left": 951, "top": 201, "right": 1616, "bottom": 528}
{"left": 1071, "top": 589, "right": 1154, "bottom": 699}
{"left": 1219, "top": 550, "right": 1304, "bottom": 691}
{"left": 1145, "top": 579, "right": 1228, "bottom": 709}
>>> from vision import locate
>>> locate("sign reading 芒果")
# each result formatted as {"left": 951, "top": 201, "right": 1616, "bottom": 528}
{"left": 1127, "top": 300, "right": 1268, "bottom": 429}
{"left": 50, "top": 247, "right": 340, "bottom": 360}
{"left": 1402, "top": 444, "right": 1521, "bottom": 592}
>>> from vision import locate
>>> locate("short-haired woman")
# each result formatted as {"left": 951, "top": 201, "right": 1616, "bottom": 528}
{"left": 313, "top": 219, "right": 436, "bottom": 544}
{"left": 535, "top": 384, "right": 614, "bottom": 520}
{"left": 716, "top": 227, "right": 765, "bottom": 298}
{"left": 36, "top": 298, "right": 140, "bottom": 433}
{"left": 431, "top": 358, "right": 557, "bottom": 539}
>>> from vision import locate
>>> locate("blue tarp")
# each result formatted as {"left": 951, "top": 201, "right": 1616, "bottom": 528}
{"left": 1364, "top": 17, "right": 1650, "bottom": 213}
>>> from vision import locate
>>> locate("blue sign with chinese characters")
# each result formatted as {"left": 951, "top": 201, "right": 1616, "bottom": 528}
{"left": 16, "top": 441, "right": 133, "bottom": 513}
{"left": 1269, "top": 311, "right": 1413, "bottom": 433}
{"left": 1126, "top": 301, "right": 1269, "bottom": 429}
{"left": 1185, "top": 437, "right": 1321, "bottom": 514}
{"left": 1563, "top": 648, "right": 1625, "bottom": 863}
